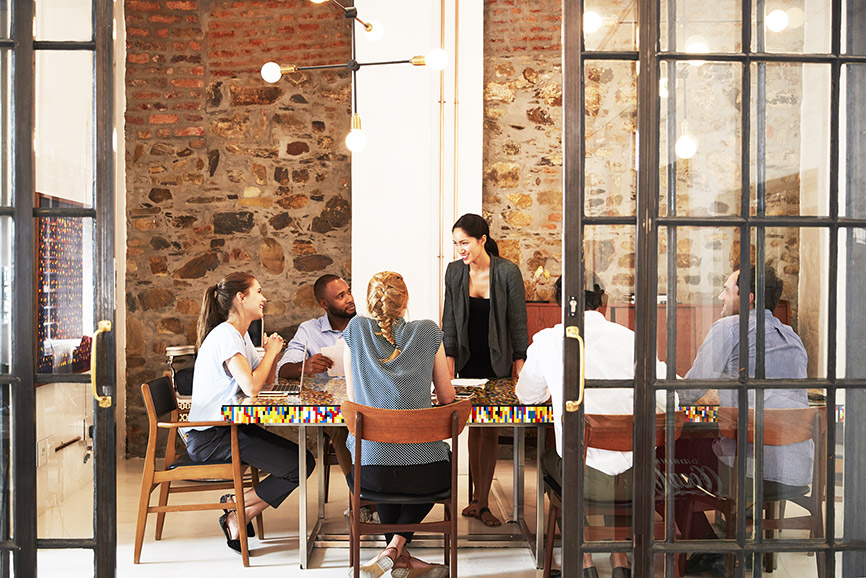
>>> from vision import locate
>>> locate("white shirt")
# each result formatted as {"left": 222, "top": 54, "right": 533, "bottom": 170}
{"left": 186, "top": 322, "right": 260, "bottom": 430}
{"left": 515, "top": 310, "right": 673, "bottom": 475}
{"left": 276, "top": 314, "right": 345, "bottom": 378}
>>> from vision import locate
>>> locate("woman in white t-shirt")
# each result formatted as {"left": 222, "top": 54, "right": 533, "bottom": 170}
{"left": 185, "top": 272, "right": 315, "bottom": 554}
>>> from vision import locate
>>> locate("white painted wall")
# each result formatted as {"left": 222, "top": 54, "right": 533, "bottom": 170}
{"left": 351, "top": 0, "right": 483, "bottom": 322}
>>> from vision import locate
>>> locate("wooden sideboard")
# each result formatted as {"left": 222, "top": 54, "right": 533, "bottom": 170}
{"left": 525, "top": 301, "right": 790, "bottom": 378}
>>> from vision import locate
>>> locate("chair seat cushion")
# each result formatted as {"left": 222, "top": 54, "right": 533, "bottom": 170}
{"left": 358, "top": 487, "right": 452, "bottom": 504}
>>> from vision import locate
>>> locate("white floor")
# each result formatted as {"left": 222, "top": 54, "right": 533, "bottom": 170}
{"left": 35, "top": 458, "right": 827, "bottom": 577}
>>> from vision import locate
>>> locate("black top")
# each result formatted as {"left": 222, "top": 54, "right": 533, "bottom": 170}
{"left": 459, "top": 297, "right": 496, "bottom": 378}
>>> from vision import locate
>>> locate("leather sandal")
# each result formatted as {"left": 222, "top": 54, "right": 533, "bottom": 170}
{"left": 475, "top": 506, "right": 502, "bottom": 527}
{"left": 220, "top": 494, "right": 255, "bottom": 538}
{"left": 461, "top": 500, "right": 478, "bottom": 518}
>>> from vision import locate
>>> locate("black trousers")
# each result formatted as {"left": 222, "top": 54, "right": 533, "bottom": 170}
{"left": 347, "top": 460, "right": 451, "bottom": 543}
{"left": 186, "top": 424, "right": 315, "bottom": 508}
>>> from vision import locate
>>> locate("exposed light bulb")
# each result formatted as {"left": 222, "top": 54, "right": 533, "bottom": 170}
{"left": 675, "top": 124, "right": 697, "bottom": 159}
{"left": 685, "top": 36, "right": 709, "bottom": 67}
{"left": 659, "top": 77, "right": 669, "bottom": 99}
{"left": 345, "top": 113, "right": 367, "bottom": 152}
{"left": 425, "top": 48, "right": 448, "bottom": 71}
{"left": 583, "top": 11, "right": 603, "bottom": 34}
{"left": 364, "top": 20, "right": 385, "bottom": 42}
{"left": 261, "top": 62, "right": 282, "bottom": 83}
{"left": 766, "top": 9, "right": 789, "bottom": 32}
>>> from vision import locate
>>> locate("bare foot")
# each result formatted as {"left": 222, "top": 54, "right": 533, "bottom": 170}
{"left": 461, "top": 500, "right": 478, "bottom": 518}
{"left": 476, "top": 506, "right": 502, "bottom": 527}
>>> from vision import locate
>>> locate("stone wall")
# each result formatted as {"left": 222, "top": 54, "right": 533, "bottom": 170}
{"left": 482, "top": 0, "right": 563, "bottom": 302}
{"left": 124, "top": 0, "right": 352, "bottom": 456}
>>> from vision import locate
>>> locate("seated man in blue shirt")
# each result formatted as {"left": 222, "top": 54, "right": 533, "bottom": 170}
{"left": 673, "top": 265, "right": 811, "bottom": 575}
{"left": 277, "top": 274, "right": 356, "bottom": 485}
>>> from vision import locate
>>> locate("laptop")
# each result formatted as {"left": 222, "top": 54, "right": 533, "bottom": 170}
{"left": 259, "top": 341, "right": 304, "bottom": 396}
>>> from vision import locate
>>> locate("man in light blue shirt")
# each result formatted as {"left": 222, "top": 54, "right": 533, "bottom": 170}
{"left": 277, "top": 274, "right": 355, "bottom": 379}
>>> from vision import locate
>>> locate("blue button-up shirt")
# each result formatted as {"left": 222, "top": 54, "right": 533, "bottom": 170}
{"left": 276, "top": 314, "right": 345, "bottom": 379}
{"left": 681, "top": 309, "right": 812, "bottom": 486}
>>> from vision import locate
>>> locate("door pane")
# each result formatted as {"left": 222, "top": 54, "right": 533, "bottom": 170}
{"left": 583, "top": 0, "right": 636, "bottom": 52}
{"left": 34, "top": 0, "right": 92, "bottom": 42}
{"left": 0, "top": 3, "right": 9, "bottom": 40}
{"left": 36, "top": 218, "right": 94, "bottom": 375}
{"left": 34, "top": 51, "right": 94, "bottom": 210}
{"left": 36, "top": 382, "right": 93, "bottom": 539}
{"left": 840, "top": 65, "right": 866, "bottom": 218}
{"left": 1, "top": 49, "right": 10, "bottom": 207}
{"left": 838, "top": 227, "right": 866, "bottom": 379}
{"left": 659, "top": 62, "right": 742, "bottom": 217}
{"left": 757, "top": 227, "right": 829, "bottom": 379}
{"left": 750, "top": 63, "right": 830, "bottom": 216}
{"left": 751, "top": 2, "right": 829, "bottom": 54}
{"left": 0, "top": 384, "right": 11, "bottom": 546}
{"left": 839, "top": 388, "right": 866, "bottom": 549}
{"left": 658, "top": 226, "right": 740, "bottom": 380}
{"left": 660, "top": 0, "right": 742, "bottom": 54}
{"left": 0, "top": 217, "right": 9, "bottom": 373}
{"left": 585, "top": 61, "right": 637, "bottom": 217}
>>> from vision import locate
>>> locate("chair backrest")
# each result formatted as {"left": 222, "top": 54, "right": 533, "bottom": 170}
{"left": 141, "top": 376, "right": 179, "bottom": 424}
{"left": 584, "top": 412, "right": 685, "bottom": 453}
{"left": 341, "top": 399, "right": 473, "bottom": 444}
{"left": 717, "top": 406, "right": 826, "bottom": 446}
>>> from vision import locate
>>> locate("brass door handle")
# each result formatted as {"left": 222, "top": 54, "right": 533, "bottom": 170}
{"left": 565, "top": 326, "right": 585, "bottom": 412}
{"left": 91, "top": 320, "right": 113, "bottom": 408}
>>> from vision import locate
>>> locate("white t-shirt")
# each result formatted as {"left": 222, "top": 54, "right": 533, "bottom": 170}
{"left": 515, "top": 311, "right": 674, "bottom": 476}
{"left": 185, "top": 322, "right": 260, "bottom": 430}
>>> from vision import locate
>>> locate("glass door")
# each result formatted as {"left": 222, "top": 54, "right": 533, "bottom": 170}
{"left": 562, "top": 0, "right": 866, "bottom": 576}
{"left": 0, "top": 0, "right": 116, "bottom": 576}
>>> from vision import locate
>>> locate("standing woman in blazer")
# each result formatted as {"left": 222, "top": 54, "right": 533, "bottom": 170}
{"left": 442, "top": 213, "right": 528, "bottom": 526}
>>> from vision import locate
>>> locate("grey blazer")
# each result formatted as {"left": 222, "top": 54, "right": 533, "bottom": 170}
{"left": 442, "top": 255, "right": 528, "bottom": 378}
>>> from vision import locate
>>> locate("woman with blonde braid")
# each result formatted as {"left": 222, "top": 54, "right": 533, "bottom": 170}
{"left": 343, "top": 272, "right": 455, "bottom": 578}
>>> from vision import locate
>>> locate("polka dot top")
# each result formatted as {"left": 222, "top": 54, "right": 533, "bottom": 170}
{"left": 344, "top": 316, "right": 451, "bottom": 466}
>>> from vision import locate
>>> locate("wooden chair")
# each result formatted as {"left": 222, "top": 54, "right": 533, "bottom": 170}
{"left": 341, "top": 399, "right": 473, "bottom": 578}
{"left": 682, "top": 406, "right": 827, "bottom": 577}
{"left": 134, "top": 376, "right": 263, "bottom": 567}
{"left": 543, "top": 412, "right": 686, "bottom": 578}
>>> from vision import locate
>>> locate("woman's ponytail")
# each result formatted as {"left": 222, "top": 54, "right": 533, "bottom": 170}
{"left": 366, "top": 272, "right": 409, "bottom": 362}
{"left": 196, "top": 273, "right": 255, "bottom": 348}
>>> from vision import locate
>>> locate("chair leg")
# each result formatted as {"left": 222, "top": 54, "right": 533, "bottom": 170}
{"left": 233, "top": 471, "right": 250, "bottom": 567}
{"left": 154, "top": 480, "right": 171, "bottom": 541}
{"left": 323, "top": 436, "right": 332, "bottom": 504}
{"left": 251, "top": 467, "right": 265, "bottom": 539}
{"left": 133, "top": 476, "right": 155, "bottom": 564}
{"left": 543, "top": 499, "right": 559, "bottom": 578}
{"left": 450, "top": 501, "right": 457, "bottom": 578}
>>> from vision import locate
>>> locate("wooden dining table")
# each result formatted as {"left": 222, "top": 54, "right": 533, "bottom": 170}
{"left": 221, "top": 376, "right": 554, "bottom": 569}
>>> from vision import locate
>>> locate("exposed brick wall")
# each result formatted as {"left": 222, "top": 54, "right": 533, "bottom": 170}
{"left": 482, "top": 0, "right": 562, "bottom": 302}
{"left": 124, "top": 0, "right": 352, "bottom": 456}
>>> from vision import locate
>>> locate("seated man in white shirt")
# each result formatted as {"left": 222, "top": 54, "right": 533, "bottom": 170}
{"left": 516, "top": 276, "right": 672, "bottom": 578}
{"left": 277, "top": 274, "right": 356, "bottom": 481}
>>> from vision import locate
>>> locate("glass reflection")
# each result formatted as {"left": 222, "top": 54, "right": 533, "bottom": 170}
{"left": 840, "top": 388, "right": 866, "bottom": 556}
{"left": 660, "top": 0, "right": 742, "bottom": 54}
{"left": 35, "top": 51, "right": 94, "bottom": 210}
{"left": 583, "top": 0, "right": 636, "bottom": 52}
{"left": 752, "top": 2, "right": 828, "bottom": 54}
{"left": 585, "top": 61, "right": 637, "bottom": 217}
{"left": 36, "top": 217, "right": 93, "bottom": 375}
{"left": 841, "top": 65, "right": 866, "bottom": 218}
{"left": 659, "top": 62, "right": 742, "bottom": 217}
{"left": 838, "top": 227, "right": 866, "bottom": 379}
{"left": 1, "top": 49, "right": 10, "bottom": 207}
{"left": 750, "top": 63, "right": 830, "bottom": 216}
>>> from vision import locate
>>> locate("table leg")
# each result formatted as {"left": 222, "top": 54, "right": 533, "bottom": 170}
{"left": 317, "top": 427, "right": 325, "bottom": 520}
{"left": 299, "top": 424, "right": 308, "bottom": 569}
{"left": 536, "top": 425, "right": 545, "bottom": 569}
{"left": 512, "top": 426, "right": 525, "bottom": 524}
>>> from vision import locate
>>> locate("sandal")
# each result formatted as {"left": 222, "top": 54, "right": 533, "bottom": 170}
{"left": 220, "top": 494, "right": 255, "bottom": 538}
{"left": 475, "top": 506, "right": 502, "bottom": 527}
{"left": 218, "top": 512, "right": 241, "bottom": 554}
{"left": 355, "top": 545, "right": 398, "bottom": 578}
{"left": 461, "top": 500, "right": 478, "bottom": 518}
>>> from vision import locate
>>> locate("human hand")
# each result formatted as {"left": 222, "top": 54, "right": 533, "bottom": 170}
{"left": 263, "top": 333, "right": 285, "bottom": 356}
{"left": 513, "top": 358, "right": 525, "bottom": 378}
{"left": 305, "top": 353, "right": 334, "bottom": 375}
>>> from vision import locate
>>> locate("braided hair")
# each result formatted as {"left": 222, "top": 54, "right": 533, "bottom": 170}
{"left": 366, "top": 271, "right": 408, "bottom": 362}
